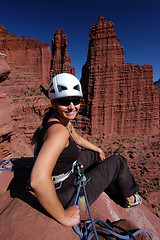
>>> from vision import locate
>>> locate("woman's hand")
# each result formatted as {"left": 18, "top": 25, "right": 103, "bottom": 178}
{"left": 71, "top": 125, "right": 106, "bottom": 161}
{"left": 98, "top": 149, "right": 106, "bottom": 161}
{"left": 62, "top": 205, "right": 80, "bottom": 226}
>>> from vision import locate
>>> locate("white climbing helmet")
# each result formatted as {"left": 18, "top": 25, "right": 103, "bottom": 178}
{"left": 48, "top": 73, "right": 83, "bottom": 100}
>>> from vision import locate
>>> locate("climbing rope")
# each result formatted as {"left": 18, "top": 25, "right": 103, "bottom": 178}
{"left": 0, "top": 158, "right": 13, "bottom": 171}
{"left": 73, "top": 162, "right": 152, "bottom": 240}
{"left": 0, "top": 157, "right": 35, "bottom": 171}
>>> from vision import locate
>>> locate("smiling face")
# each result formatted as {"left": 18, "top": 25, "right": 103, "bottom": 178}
{"left": 51, "top": 97, "right": 81, "bottom": 121}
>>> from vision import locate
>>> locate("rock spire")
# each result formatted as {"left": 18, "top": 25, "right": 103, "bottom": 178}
{"left": 50, "top": 29, "right": 76, "bottom": 78}
{"left": 80, "top": 16, "right": 159, "bottom": 137}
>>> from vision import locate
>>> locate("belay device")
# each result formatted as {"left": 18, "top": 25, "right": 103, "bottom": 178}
{"left": 73, "top": 162, "right": 152, "bottom": 240}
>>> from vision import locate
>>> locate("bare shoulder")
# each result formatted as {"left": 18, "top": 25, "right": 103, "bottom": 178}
{"left": 45, "top": 121, "right": 69, "bottom": 140}
{"left": 40, "top": 122, "right": 69, "bottom": 158}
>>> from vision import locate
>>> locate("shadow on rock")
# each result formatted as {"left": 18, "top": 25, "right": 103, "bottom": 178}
{"left": 7, "top": 157, "right": 52, "bottom": 219}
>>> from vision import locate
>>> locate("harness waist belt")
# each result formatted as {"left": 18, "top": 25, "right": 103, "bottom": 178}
{"left": 52, "top": 160, "right": 77, "bottom": 184}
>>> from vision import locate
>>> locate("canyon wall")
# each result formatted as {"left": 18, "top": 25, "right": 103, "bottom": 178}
{"left": 80, "top": 16, "right": 159, "bottom": 137}
{"left": 0, "top": 26, "right": 76, "bottom": 159}
{"left": 0, "top": 25, "right": 51, "bottom": 84}
{"left": 50, "top": 29, "right": 76, "bottom": 78}
{"left": 0, "top": 53, "right": 13, "bottom": 159}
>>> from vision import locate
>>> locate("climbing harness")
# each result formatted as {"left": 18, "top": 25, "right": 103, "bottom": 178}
{"left": 73, "top": 162, "right": 153, "bottom": 240}
{"left": 52, "top": 160, "right": 77, "bottom": 190}
{"left": 0, "top": 157, "right": 77, "bottom": 190}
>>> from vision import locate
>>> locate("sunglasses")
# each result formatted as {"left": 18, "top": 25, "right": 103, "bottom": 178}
{"left": 55, "top": 97, "right": 81, "bottom": 106}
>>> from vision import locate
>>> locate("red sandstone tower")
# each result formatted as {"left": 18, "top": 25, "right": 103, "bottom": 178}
{"left": 50, "top": 29, "right": 76, "bottom": 79}
{"left": 80, "top": 16, "right": 159, "bottom": 137}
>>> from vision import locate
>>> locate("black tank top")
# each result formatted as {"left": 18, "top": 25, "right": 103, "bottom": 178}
{"left": 36, "top": 121, "right": 80, "bottom": 175}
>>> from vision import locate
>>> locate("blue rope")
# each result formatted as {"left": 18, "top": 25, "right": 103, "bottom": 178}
{"left": 72, "top": 164, "right": 152, "bottom": 240}
{"left": 0, "top": 159, "right": 13, "bottom": 171}
{"left": 0, "top": 158, "right": 34, "bottom": 171}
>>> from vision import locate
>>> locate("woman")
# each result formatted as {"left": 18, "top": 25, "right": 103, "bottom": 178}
{"left": 30, "top": 73, "right": 141, "bottom": 227}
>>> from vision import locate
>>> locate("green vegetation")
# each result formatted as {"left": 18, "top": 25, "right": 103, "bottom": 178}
{"left": 11, "top": 88, "right": 43, "bottom": 104}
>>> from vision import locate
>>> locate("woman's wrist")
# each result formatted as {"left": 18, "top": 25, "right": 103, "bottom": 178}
{"left": 97, "top": 148, "right": 105, "bottom": 161}
{"left": 97, "top": 148, "right": 103, "bottom": 154}
{"left": 61, "top": 206, "right": 80, "bottom": 226}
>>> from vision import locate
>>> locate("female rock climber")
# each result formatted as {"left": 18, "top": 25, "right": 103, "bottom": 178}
{"left": 30, "top": 73, "right": 141, "bottom": 227}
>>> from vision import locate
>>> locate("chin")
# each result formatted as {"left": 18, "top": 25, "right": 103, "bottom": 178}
{"left": 65, "top": 113, "right": 77, "bottom": 119}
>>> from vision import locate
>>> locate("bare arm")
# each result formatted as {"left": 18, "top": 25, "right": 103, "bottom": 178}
{"left": 71, "top": 124, "right": 105, "bottom": 161}
{"left": 30, "top": 124, "right": 80, "bottom": 226}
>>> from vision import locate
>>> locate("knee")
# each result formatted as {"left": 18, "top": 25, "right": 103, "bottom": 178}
{"left": 109, "top": 154, "right": 124, "bottom": 163}
{"left": 108, "top": 155, "right": 125, "bottom": 170}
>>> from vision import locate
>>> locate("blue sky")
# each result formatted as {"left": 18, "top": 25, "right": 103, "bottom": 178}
{"left": 0, "top": 0, "right": 159, "bottom": 82}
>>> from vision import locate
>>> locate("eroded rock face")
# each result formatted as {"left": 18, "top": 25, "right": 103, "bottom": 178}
{"left": 50, "top": 29, "right": 76, "bottom": 78}
{"left": 0, "top": 25, "right": 51, "bottom": 84}
{"left": 0, "top": 93, "right": 13, "bottom": 159}
{"left": 0, "top": 52, "right": 13, "bottom": 158}
{"left": 0, "top": 53, "right": 10, "bottom": 83}
{"left": 0, "top": 25, "right": 52, "bottom": 158}
{"left": 80, "top": 16, "right": 159, "bottom": 137}
{"left": 0, "top": 92, "right": 13, "bottom": 135}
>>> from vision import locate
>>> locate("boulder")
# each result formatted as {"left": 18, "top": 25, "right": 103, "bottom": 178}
{"left": 0, "top": 53, "right": 10, "bottom": 83}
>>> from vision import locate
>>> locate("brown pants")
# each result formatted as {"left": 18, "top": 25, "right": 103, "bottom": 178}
{"left": 57, "top": 150, "right": 139, "bottom": 208}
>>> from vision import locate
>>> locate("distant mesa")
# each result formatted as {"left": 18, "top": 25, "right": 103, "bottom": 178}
{"left": 0, "top": 24, "right": 51, "bottom": 84}
{"left": 154, "top": 78, "right": 160, "bottom": 89}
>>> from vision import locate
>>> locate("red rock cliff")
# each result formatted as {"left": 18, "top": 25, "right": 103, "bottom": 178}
{"left": 0, "top": 53, "right": 12, "bottom": 135}
{"left": 0, "top": 53, "right": 13, "bottom": 159}
{"left": 0, "top": 25, "right": 51, "bottom": 84}
{"left": 80, "top": 16, "right": 159, "bottom": 137}
{"left": 0, "top": 26, "right": 76, "bottom": 159}
{"left": 50, "top": 29, "right": 76, "bottom": 78}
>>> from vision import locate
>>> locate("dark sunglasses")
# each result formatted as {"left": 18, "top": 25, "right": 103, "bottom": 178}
{"left": 55, "top": 97, "right": 81, "bottom": 106}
